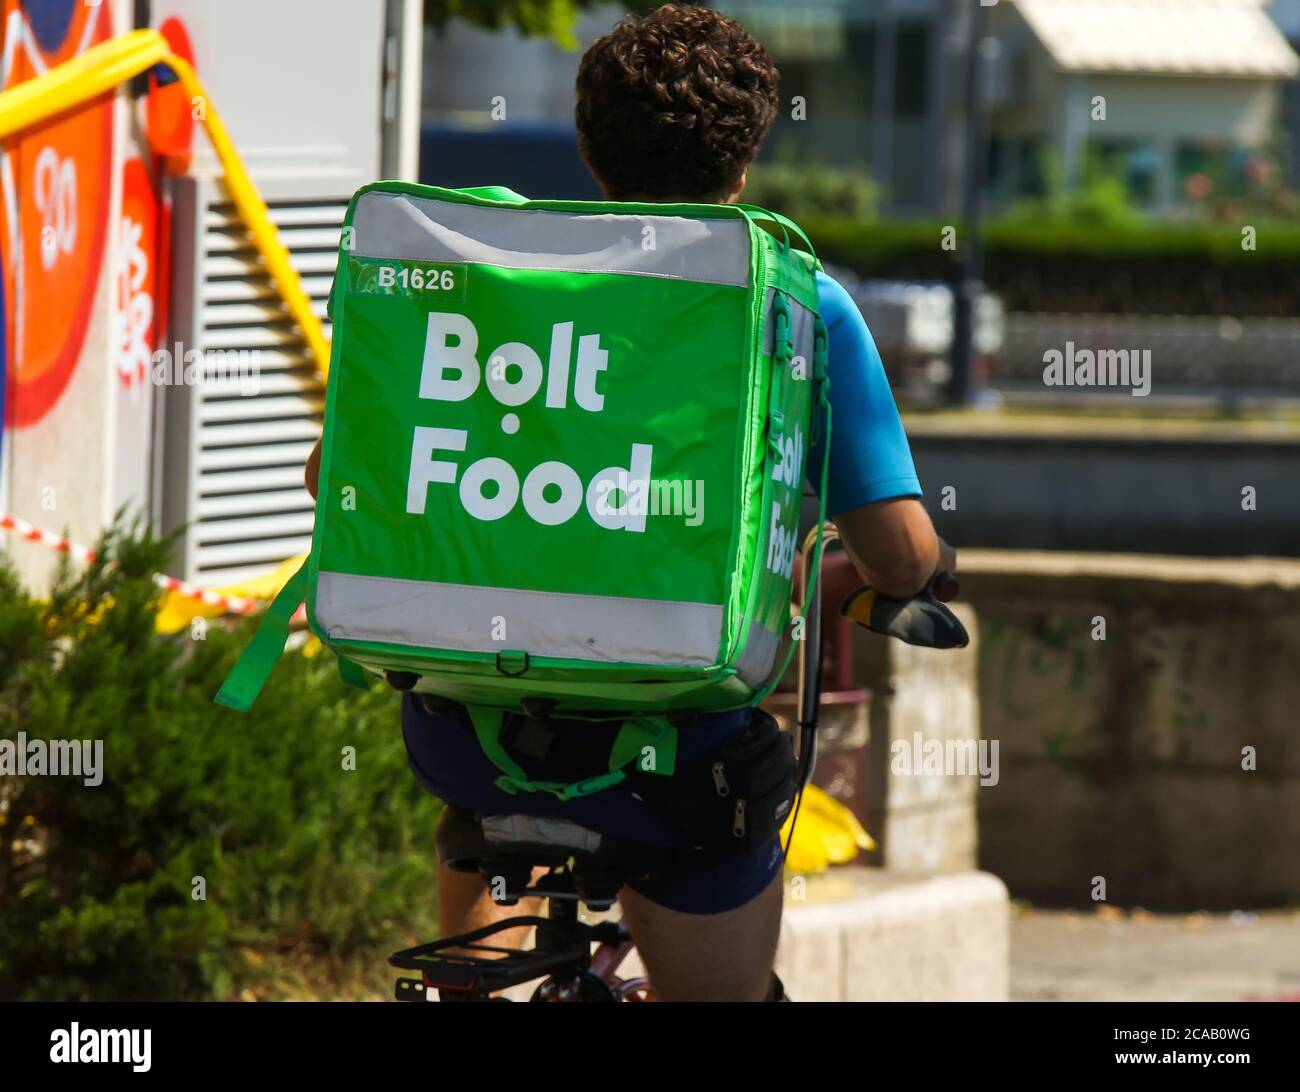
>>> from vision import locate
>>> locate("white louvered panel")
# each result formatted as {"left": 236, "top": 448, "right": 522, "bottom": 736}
{"left": 200, "top": 394, "right": 324, "bottom": 424}
{"left": 203, "top": 370, "right": 321, "bottom": 397}
{"left": 200, "top": 466, "right": 313, "bottom": 493}
{"left": 198, "top": 512, "right": 316, "bottom": 543}
{"left": 202, "top": 299, "right": 331, "bottom": 327}
{"left": 188, "top": 196, "right": 344, "bottom": 585}
{"left": 198, "top": 441, "right": 316, "bottom": 472}
{"left": 200, "top": 418, "right": 321, "bottom": 448}
{"left": 204, "top": 274, "right": 335, "bottom": 303}
{"left": 198, "top": 323, "right": 315, "bottom": 352}
{"left": 203, "top": 364, "right": 320, "bottom": 388}
{"left": 196, "top": 351, "right": 315, "bottom": 374}
{"left": 198, "top": 489, "right": 316, "bottom": 519}
{"left": 206, "top": 202, "right": 349, "bottom": 229}
{"left": 196, "top": 536, "right": 315, "bottom": 570}
{"left": 205, "top": 250, "right": 341, "bottom": 278}
{"left": 207, "top": 226, "right": 344, "bottom": 253}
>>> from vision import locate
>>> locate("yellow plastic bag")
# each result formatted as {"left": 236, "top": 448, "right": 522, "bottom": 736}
{"left": 155, "top": 554, "right": 307, "bottom": 633}
{"left": 782, "top": 783, "right": 876, "bottom": 874}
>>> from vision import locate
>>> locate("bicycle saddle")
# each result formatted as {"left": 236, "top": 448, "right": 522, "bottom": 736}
{"left": 436, "top": 806, "right": 671, "bottom": 908}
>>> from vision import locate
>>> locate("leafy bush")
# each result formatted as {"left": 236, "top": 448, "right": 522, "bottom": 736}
{"left": 0, "top": 522, "right": 441, "bottom": 1001}
{"left": 999, "top": 145, "right": 1146, "bottom": 230}
{"left": 802, "top": 215, "right": 1300, "bottom": 316}
{"left": 745, "top": 157, "right": 879, "bottom": 222}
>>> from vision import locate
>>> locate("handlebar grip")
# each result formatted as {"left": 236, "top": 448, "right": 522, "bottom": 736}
{"left": 841, "top": 582, "right": 969, "bottom": 650}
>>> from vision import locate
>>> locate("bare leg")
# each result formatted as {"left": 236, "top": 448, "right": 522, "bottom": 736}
{"left": 617, "top": 869, "right": 783, "bottom": 1001}
{"left": 438, "top": 863, "right": 544, "bottom": 951}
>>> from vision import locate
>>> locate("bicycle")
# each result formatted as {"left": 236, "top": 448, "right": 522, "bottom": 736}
{"left": 390, "top": 529, "right": 967, "bottom": 1002}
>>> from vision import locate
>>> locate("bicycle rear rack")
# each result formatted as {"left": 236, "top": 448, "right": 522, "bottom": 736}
{"left": 390, "top": 913, "right": 629, "bottom": 1001}
{"left": 390, "top": 865, "right": 632, "bottom": 1001}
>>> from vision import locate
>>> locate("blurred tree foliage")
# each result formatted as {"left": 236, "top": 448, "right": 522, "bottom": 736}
{"left": 804, "top": 213, "right": 1300, "bottom": 316}
{"left": 0, "top": 520, "right": 441, "bottom": 1000}
{"left": 424, "top": 0, "right": 652, "bottom": 47}
{"left": 744, "top": 155, "right": 879, "bottom": 222}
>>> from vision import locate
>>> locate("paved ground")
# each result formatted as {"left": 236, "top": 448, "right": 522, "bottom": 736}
{"left": 1011, "top": 905, "right": 1300, "bottom": 1002}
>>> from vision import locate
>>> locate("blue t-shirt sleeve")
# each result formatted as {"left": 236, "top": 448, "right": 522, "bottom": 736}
{"left": 807, "top": 270, "right": 922, "bottom": 514}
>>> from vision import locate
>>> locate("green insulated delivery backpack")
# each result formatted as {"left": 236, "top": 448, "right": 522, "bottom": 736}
{"left": 218, "top": 182, "right": 831, "bottom": 735}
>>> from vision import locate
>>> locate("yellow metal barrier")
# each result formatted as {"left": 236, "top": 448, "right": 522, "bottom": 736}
{"left": 0, "top": 29, "right": 332, "bottom": 377}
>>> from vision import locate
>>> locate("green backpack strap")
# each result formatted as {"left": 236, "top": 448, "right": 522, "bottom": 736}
{"left": 457, "top": 185, "right": 529, "bottom": 205}
{"left": 337, "top": 656, "right": 373, "bottom": 691}
{"left": 467, "top": 706, "right": 676, "bottom": 801}
{"left": 214, "top": 561, "right": 310, "bottom": 711}
{"left": 737, "top": 204, "right": 817, "bottom": 259}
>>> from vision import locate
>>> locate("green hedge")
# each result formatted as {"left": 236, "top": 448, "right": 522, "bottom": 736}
{"left": 0, "top": 523, "right": 441, "bottom": 1001}
{"left": 801, "top": 216, "right": 1300, "bottom": 316}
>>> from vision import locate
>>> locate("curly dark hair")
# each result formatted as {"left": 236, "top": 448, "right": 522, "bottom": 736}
{"left": 575, "top": 4, "right": 779, "bottom": 202}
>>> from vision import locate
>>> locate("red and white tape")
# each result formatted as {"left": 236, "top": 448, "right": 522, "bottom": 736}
{"left": 1, "top": 514, "right": 264, "bottom": 616}
{"left": 151, "top": 574, "right": 262, "bottom": 616}
{"left": 0, "top": 513, "right": 97, "bottom": 563}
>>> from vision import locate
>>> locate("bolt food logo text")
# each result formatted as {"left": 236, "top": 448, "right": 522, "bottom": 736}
{"left": 405, "top": 313, "right": 653, "bottom": 531}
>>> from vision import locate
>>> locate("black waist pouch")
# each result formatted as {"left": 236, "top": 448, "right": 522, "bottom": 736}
{"left": 629, "top": 709, "right": 797, "bottom": 857}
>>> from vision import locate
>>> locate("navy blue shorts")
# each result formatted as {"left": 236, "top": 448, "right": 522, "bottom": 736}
{"left": 400, "top": 695, "right": 784, "bottom": 914}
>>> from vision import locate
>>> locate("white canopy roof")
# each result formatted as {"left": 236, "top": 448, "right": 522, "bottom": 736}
{"left": 1012, "top": 0, "right": 1300, "bottom": 78}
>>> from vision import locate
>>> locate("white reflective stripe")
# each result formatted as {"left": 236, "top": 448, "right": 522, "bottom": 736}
{"left": 315, "top": 570, "right": 724, "bottom": 666}
{"left": 351, "top": 191, "right": 752, "bottom": 287}
{"left": 734, "top": 619, "right": 781, "bottom": 688}
{"left": 481, "top": 814, "right": 603, "bottom": 854}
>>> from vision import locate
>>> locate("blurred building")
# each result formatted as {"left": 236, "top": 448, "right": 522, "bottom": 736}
{"left": 706, "top": 1, "right": 954, "bottom": 214}
{"left": 422, "top": 0, "right": 1300, "bottom": 215}
{"left": 1271, "top": 0, "right": 1300, "bottom": 185}
{"left": 420, "top": 6, "right": 621, "bottom": 198}
{"left": 730, "top": 0, "right": 1300, "bottom": 213}
{"left": 421, "top": 1, "right": 960, "bottom": 212}
{"left": 987, "top": 0, "right": 1300, "bottom": 208}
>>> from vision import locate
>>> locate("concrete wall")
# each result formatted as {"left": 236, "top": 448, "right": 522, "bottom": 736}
{"left": 908, "top": 421, "right": 1300, "bottom": 558}
{"left": 857, "top": 603, "right": 983, "bottom": 874}
{"left": 961, "top": 549, "right": 1300, "bottom": 909}
{"left": 776, "top": 869, "right": 1009, "bottom": 1002}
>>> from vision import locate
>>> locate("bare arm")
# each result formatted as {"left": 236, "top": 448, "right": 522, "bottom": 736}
{"left": 832, "top": 497, "right": 956, "bottom": 599}
{"left": 305, "top": 437, "right": 322, "bottom": 501}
